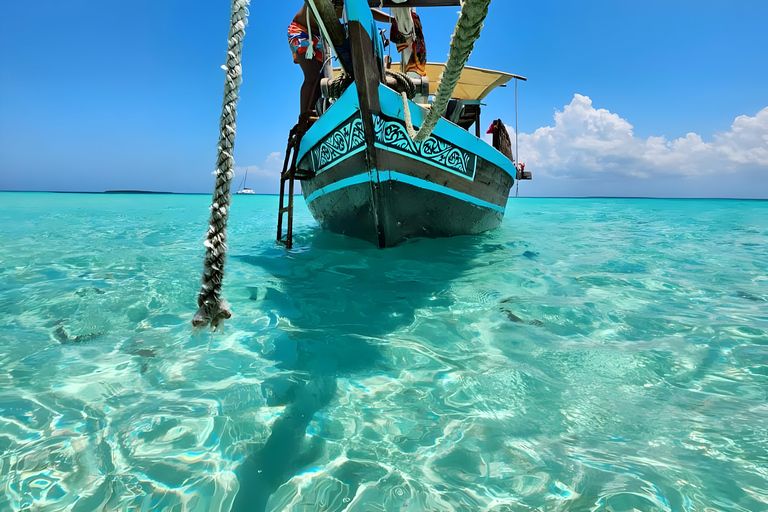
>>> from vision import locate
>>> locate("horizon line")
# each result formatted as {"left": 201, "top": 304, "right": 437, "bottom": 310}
{"left": 0, "top": 190, "right": 766, "bottom": 201}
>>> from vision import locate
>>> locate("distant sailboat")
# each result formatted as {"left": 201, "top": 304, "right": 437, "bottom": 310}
{"left": 235, "top": 170, "right": 255, "bottom": 195}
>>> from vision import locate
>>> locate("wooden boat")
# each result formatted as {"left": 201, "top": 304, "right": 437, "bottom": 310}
{"left": 282, "top": 0, "right": 530, "bottom": 248}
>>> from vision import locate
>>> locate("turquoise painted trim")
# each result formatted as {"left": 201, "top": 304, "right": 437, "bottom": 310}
{"left": 305, "top": 170, "right": 506, "bottom": 213}
{"left": 382, "top": 171, "right": 506, "bottom": 213}
{"left": 345, "top": 0, "right": 375, "bottom": 38}
{"left": 305, "top": 173, "right": 370, "bottom": 204}
{"left": 345, "top": 0, "right": 384, "bottom": 68}
{"left": 373, "top": 22, "right": 385, "bottom": 64}
{"left": 377, "top": 84, "right": 517, "bottom": 180}
{"left": 298, "top": 83, "right": 360, "bottom": 162}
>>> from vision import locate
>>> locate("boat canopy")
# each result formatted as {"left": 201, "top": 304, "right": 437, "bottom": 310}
{"left": 334, "top": 64, "right": 523, "bottom": 102}
{"left": 412, "top": 63, "right": 522, "bottom": 101}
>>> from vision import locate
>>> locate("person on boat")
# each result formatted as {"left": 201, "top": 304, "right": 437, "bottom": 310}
{"left": 289, "top": 4, "right": 394, "bottom": 114}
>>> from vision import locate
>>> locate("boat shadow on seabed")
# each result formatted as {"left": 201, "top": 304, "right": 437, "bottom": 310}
{"left": 229, "top": 231, "right": 496, "bottom": 511}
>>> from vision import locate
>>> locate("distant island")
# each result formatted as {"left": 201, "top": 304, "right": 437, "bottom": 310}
{"left": 104, "top": 190, "right": 175, "bottom": 194}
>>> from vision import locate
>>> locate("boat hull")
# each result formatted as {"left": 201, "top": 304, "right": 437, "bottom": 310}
{"left": 299, "top": 107, "right": 513, "bottom": 247}
{"left": 304, "top": 167, "right": 505, "bottom": 247}
{"left": 295, "top": 11, "right": 516, "bottom": 248}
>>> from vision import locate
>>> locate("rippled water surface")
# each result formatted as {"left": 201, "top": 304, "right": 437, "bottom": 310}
{"left": 1, "top": 192, "right": 767, "bottom": 511}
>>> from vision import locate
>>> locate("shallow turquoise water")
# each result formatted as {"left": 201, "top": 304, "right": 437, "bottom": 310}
{"left": 0, "top": 192, "right": 767, "bottom": 511}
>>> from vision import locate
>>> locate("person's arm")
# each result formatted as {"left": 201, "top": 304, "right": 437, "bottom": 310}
{"left": 370, "top": 8, "right": 393, "bottom": 24}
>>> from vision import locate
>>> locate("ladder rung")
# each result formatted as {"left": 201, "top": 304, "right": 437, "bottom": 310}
{"left": 278, "top": 117, "right": 312, "bottom": 250}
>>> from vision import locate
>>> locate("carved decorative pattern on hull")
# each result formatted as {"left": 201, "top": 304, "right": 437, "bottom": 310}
{"left": 372, "top": 114, "right": 477, "bottom": 180}
{"left": 309, "top": 112, "right": 478, "bottom": 181}
{"left": 311, "top": 115, "right": 366, "bottom": 174}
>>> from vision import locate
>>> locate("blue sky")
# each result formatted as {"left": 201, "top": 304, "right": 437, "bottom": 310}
{"left": 1, "top": 0, "right": 766, "bottom": 198}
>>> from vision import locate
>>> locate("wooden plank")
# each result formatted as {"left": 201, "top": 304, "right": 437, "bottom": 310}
{"left": 348, "top": 19, "right": 387, "bottom": 246}
{"left": 366, "top": 0, "right": 461, "bottom": 7}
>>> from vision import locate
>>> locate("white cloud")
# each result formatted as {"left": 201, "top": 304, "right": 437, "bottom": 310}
{"left": 507, "top": 94, "right": 768, "bottom": 182}
{"left": 234, "top": 152, "right": 284, "bottom": 193}
{"left": 235, "top": 151, "right": 283, "bottom": 180}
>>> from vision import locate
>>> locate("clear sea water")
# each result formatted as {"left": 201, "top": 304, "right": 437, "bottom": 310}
{"left": 1, "top": 192, "right": 767, "bottom": 512}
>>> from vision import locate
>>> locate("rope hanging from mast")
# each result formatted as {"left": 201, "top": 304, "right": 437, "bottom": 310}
{"left": 193, "top": 0, "right": 250, "bottom": 331}
{"left": 411, "top": 0, "right": 492, "bottom": 142}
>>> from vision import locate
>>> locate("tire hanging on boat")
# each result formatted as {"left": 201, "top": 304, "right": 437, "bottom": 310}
{"left": 193, "top": 0, "right": 250, "bottom": 331}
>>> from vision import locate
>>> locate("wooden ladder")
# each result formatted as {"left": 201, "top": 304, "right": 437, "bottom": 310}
{"left": 277, "top": 112, "right": 316, "bottom": 249}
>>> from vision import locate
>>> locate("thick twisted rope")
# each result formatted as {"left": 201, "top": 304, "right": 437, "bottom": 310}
{"left": 386, "top": 69, "right": 419, "bottom": 138}
{"left": 330, "top": 69, "right": 414, "bottom": 102}
{"left": 412, "top": 0, "right": 491, "bottom": 142}
{"left": 386, "top": 69, "right": 416, "bottom": 99}
{"left": 193, "top": 0, "right": 250, "bottom": 331}
{"left": 328, "top": 72, "right": 354, "bottom": 99}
